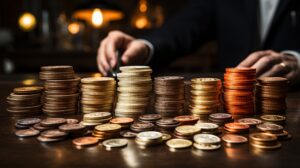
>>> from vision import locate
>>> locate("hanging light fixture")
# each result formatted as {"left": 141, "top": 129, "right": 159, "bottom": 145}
{"left": 132, "top": 0, "right": 151, "bottom": 29}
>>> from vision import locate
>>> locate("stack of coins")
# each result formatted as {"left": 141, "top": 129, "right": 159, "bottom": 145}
{"left": 193, "top": 134, "right": 222, "bottom": 151}
{"left": 174, "top": 115, "right": 199, "bottom": 125}
{"left": 115, "top": 66, "right": 152, "bottom": 119}
{"left": 236, "top": 118, "right": 262, "bottom": 127}
{"left": 154, "top": 76, "right": 185, "bottom": 117}
{"left": 110, "top": 117, "right": 134, "bottom": 130}
{"left": 92, "top": 123, "right": 122, "bottom": 140}
{"left": 130, "top": 122, "right": 155, "bottom": 133}
{"left": 15, "top": 118, "right": 41, "bottom": 129}
{"left": 256, "top": 123, "right": 290, "bottom": 140}
{"left": 58, "top": 123, "right": 87, "bottom": 137}
{"left": 37, "top": 129, "right": 68, "bottom": 143}
{"left": 208, "top": 113, "right": 233, "bottom": 126}
{"left": 135, "top": 131, "right": 163, "bottom": 147}
{"left": 80, "top": 112, "right": 112, "bottom": 127}
{"left": 80, "top": 77, "right": 116, "bottom": 114}
{"left": 174, "top": 125, "right": 201, "bottom": 140}
{"left": 256, "top": 77, "right": 288, "bottom": 114}
{"left": 156, "top": 118, "right": 180, "bottom": 133}
{"left": 138, "top": 114, "right": 162, "bottom": 124}
{"left": 249, "top": 133, "right": 281, "bottom": 150}
{"left": 189, "top": 78, "right": 222, "bottom": 116}
{"left": 224, "top": 123, "right": 250, "bottom": 134}
{"left": 223, "top": 68, "right": 256, "bottom": 115}
{"left": 194, "top": 122, "right": 219, "bottom": 134}
{"left": 260, "top": 114, "right": 286, "bottom": 125}
{"left": 6, "top": 86, "right": 43, "bottom": 117}
{"left": 40, "top": 66, "right": 80, "bottom": 116}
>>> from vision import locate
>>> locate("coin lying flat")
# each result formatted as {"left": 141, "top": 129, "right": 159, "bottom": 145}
{"left": 237, "top": 118, "right": 262, "bottom": 126}
{"left": 15, "top": 129, "right": 40, "bottom": 138}
{"left": 166, "top": 139, "right": 193, "bottom": 149}
{"left": 13, "top": 86, "right": 44, "bottom": 94}
{"left": 58, "top": 124, "right": 86, "bottom": 132}
{"left": 102, "top": 138, "right": 128, "bottom": 148}
{"left": 40, "top": 118, "right": 67, "bottom": 127}
{"left": 193, "top": 143, "right": 221, "bottom": 151}
{"left": 222, "top": 134, "right": 248, "bottom": 144}
{"left": 137, "top": 131, "right": 162, "bottom": 141}
{"left": 72, "top": 137, "right": 99, "bottom": 146}
{"left": 95, "top": 124, "right": 122, "bottom": 132}
{"left": 120, "top": 130, "right": 137, "bottom": 138}
{"left": 41, "top": 129, "right": 68, "bottom": 138}
{"left": 193, "top": 134, "right": 221, "bottom": 144}
{"left": 17, "top": 118, "right": 41, "bottom": 126}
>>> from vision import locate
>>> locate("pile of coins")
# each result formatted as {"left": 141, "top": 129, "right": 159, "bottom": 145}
{"left": 80, "top": 112, "right": 112, "bottom": 127}
{"left": 138, "top": 114, "right": 162, "bottom": 124}
{"left": 115, "top": 66, "right": 152, "bottom": 118}
{"left": 256, "top": 77, "right": 288, "bottom": 114}
{"left": 189, "top": 78, "right": 222, "bottom": 116}
{"left": 174, "top": 125, "right": 201, "bottom": 140}
{"left": 195, "top": 122, "right": 219, "bottom": 134}
{"left": 7, "top": 86, "right": 43, "bottom": 117}
{"left": 80, "top": 77, "right": 116, "bottom": 114}
{"left": 40, "top": 66, "right": 80, "bottom": 116}
{"left": 208, "top": 113, "right": 233, "bottom": 126}
{"left": 130, "top": 121, "right": 155, "bottom": 133}
{"left": 156, "top": 118, "right": 180, "bottom": 133}
{"left": 193, "top": 134, "right": 222, "bottom": 151}
{"left": 92, "top": 123, "right": 122, "bottom": 140}
{"left": 154, "top": 76, "right": 185, "bottom": 117}
{"left": 174, "top": 115, "right": 199, "bottom": 125}
{"left": 223, "top": 68, "right": 256, "bottom": 115}
{"left": 224, "top": 123, "right": 250, "bottom": 134}
{"left": 135, "top": 131, "right": 163, "bottom": 147}
{"left": 256, "top": 122, "right": 290, "bottom": 140}
{"left": 249, "top": 133, "right": 281, "bottom": 150}
{"left": 110, "top": 117, "right": 134, "bottom": 130}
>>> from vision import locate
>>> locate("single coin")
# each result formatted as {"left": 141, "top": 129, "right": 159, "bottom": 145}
{"left": 95, "top": 124, "right": 121, "bottom": 132}
{"left": 41, "top": 65, "right": 73, "bottom": 71}
{"left": 162, "top": 133, "right": 172, "bottom": 141}
{"left": 166, "top": 139, "right": 193, "bottom": 149}
{"left": 260, "top": 115, "right": 286, "bottom": 122}
{"left": 120, "top": 130, "right": 137, "bottom": 138}
{"left": 193, "top": 134, "right": 221, "bottom": 144}
{"left": 102, "top": 138, "right": 128, "bottom": 148}
{"left": 175, "top": 125, "right": 201, "bottom": 135}
{"left": 37, "top": 136, "right": 65, "bottom": 143}
{"left": 110, "top": 117, "right": 134, "bottom": 124}
{"left": 72, "top": 137, "right": 99, "bottom": 146}
{"left": 237, "top": 118, "right": 262, "bottom": 126}
{"left": 41, "top": 129, "right": 68, "bottom": 138}
{"left": 66, "top": 118, "right": 79, "bottom": 124}
{"left": 58, "top": 124, "right": 86, "bottom": 132}
{"left": 15, "top": 129, "right": 40, "bottom": 138}
{"left": 131, "top": 122, "right": 155, "bottom": 130}
{"left": 195, "top": 122, "right": 219, "bottom": 130}
{"left": 256, "top": 123, "right": 283, "bottom": 132}
{"left": 40, "top": 118, "right": 66, "bottom": 126}
{"left": 209, "top": 113, "right": 232, "bottom": 120}
{"left": 81, "top": 77, "right": 115, "bottom": 84}
{"left": 224, "top": 123, "right": 250, "bottom": 130}
{"left": 222, "top": 134, "right": 248, "bottom": 144}
{"left": 84, "top": 112, "right": 111, "bottom": 120}
{"left": 250, "top": 141, "right": 282, "bottom": 150}
{"left": 13, "top": 86, "right": 43, "bottom": 94}
{"left": 193, "top": 143, "right": 221, "bottom": 151}
{"left": 137, "top": 131, "right": 163, "bottom": 141}
{"left": 17, "top": 118, "right": 41, "bottom": 126}
{"left": 174, "top": 115, "right": 199, "bottom": 123}
{"left": 139, "top": 114, "right": 162, "bottom": 121}
{"left": 249, "top": 133, "right": 277, "bottom": 142}
{"left": 120, "top": 66, "right": 151, "bottom": 71}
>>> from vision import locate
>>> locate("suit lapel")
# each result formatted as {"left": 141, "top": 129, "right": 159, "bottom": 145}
{"left": 244, "top": 0, "right": 260, "bottom": 50}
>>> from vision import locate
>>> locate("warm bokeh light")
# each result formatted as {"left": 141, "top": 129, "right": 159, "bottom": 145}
{"left": 93, "top": 73, "right": 102, "bottom": 78}
{"left": 135, "top": 16, "right": 150, "bottom": 29}
{"left": 139, "top": 0, "right": 147, "bottom": 12}
{"left": 68, "top": 22, "right": 81, "bottom": 35}
{"left": 18, "top": 12, "right": 36, "bottom": 32}
{"left": 91, "top": 8, "right": 103, "bottom": 28}
{"left": 22, "top": 79, "right": 37, "bottom": 85}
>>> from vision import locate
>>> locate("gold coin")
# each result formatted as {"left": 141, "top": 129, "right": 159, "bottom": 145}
{"left": 166, "top": 139, "right": 193, "bottom": 149}
{"left": 81, "top": 77, "right": 115, "bottom": 84}
{"left": 94, "top": 123, "right": 121, "bottom": 132}
{"left": 175, "top": 125, "right": 201, "bottom": 135}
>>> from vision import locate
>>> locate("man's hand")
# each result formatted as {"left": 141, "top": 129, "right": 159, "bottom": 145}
{"left": 97, "top": 30, "right": 150, "bottom": 76}
{"left": 237, "top": 50, "right": 300, "bottom": 84}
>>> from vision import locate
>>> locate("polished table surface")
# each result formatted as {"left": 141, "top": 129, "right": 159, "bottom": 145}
{"left": 0, "top": 73, "right": 300, "bottom": 168}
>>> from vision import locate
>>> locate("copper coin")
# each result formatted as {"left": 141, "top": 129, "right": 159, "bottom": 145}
{"left": 72, "top": 137, "right": 99, "bottom": 146}
{"left": 37, "top": 136, "right": 65, "bottom": 142}
{"left": 40, "top": 118, "right": 67, "bottom": 126}
{"left": 13, "top": 86, "right": 44, "bottom": 94}
{"left": 15, "top": 129, "right": 40, "bottom": 138}
{"left": 41, "top": 129, "right": 68, "bottom": 138}
{"left": 225, "top": 123, "right": 250, "bottom": 130}
{"left": 156, "top": 118, "right": 179, "bottom": 125}
{"left": 174, "top": 115, "right": 199, "bottom": 123}
{"left": 222, "top": 134, "right": 248, "bottom": 144}
{"left": 131, "top": 122, "right": 154, "bottom": 130}
{"left": 249, "top": 133, "right": 277, "bottom": 142}
{"left": 58, "top": 124, "right": 86, "bottom": 132}
{"left": 17, "top": 118, "right": 41, "bottom": 126}
{"left": 237, "top": 118, "right": 262, "bottom": 126}
{"left": 209, "top": 113, "right": 232, "bottom": 120}
{"left": 110, "top": 117, "right": 134, "bottom": 124}
{"left": 256, "top": 123, "right": 283, "bottom": 132}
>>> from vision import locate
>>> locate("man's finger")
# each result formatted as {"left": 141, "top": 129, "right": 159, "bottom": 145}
{"left": 259, "top": 61, "right": 291, "bottom": 78}
{"left": 238, "top": 51, "right": 272, "bottom": 67}
{"left": 251, "top": 55, "right": 282, "bottom": 76}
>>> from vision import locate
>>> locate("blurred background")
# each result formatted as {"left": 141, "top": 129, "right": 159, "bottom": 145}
{"left": 0, "top": 0, "right": 217, "bottom": 74}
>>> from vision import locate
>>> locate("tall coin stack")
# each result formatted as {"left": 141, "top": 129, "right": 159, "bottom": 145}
{"left": 154, "top": 76, "right": 185, "bottom": 117}
{"left": 6, "top": 86, "right": 43, "bottom": 117}
{"left": 223, "top": 68, "right": 256, "bottom": 115}
{"left": 189, "top": 78, "right": 222, "bottom": 116}
{"left": 256, "top": 77, "right": 288, "bottom": 114}
{"left": 115, "top": 66, "right": 152, "bottom": 119}
{"left": 40, "top": 66, "right": 80, "bottom": 116}
{"left": 80, "top": 77, "right": 116, "bottom": 114}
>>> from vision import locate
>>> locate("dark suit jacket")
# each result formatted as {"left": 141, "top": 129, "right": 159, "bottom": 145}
{"left": 144, "top": 0, "right": 300, "bottom": 70}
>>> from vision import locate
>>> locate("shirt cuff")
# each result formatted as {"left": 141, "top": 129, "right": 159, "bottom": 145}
{"left": 136, "top": 39, "right": 154, "bottom": 64}
{"left": 282, "top": 50, "right": 300, "bottom": 66}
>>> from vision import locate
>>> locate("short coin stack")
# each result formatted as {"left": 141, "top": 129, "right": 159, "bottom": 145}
{"left": 58, "top": 123, "right": 87, "bottom": 137}
{"left": 37, "top": 129, "right": 68, "bottom": 143}
{"left": 256, "top": 77, "right": 288, "bottom": 114}
{"left": 40, "top": 66, "right": 80, "bottom": 116}
{"left": 193, "top": 134, "right": 222, "bottom": 151}
{"left": 208, "top": 113, "right": 233, "bottom": 126}
{"left": 115, "top": 66, "right": 152, "bottom": 118}
{"left": 249, "top": 133, "right": 281, "bottom": 150}
{"left": 156, "top": 119, "right": 180, "bottom": 133}
{"left": 92, "top": 123, "right": 122, "bottom": 140}
{"left": 154, "top": 76, "right": 185, "bottom": 117}
{"left": 135, "top": 131, "right": 163, "bottom": 147}
{"left": 189, "top": 78, "right": 222, "bottom": 116}
{"left": 174, "top": 115, "right": 199, "bottom": 125}
{"left": 174, "top": 125, "right": 201, "bottom": 140}
{"left": 130, "top": 122, "right": 155, "bottom": 133}
{"left": 256, "top": 122, "right": 290, "bottom": 140}
{"left": 260, "top": 115, "right": 286, "bottom": 125}
{"left": 223, "top": 68, "right": 256, "bottom": 115}
{"left": 7, "top": 86, "right": 43, "bottom": 117}
{"left": 80, "top": 77, "right": 116, "bottom": 114}
{"left": 224, "top": 122, "right": 250, "bottom": 134}
{"left": 138, "top": 114, "right": 162, "bottom": 124}
{"left": 110, "top": 117, "right": 134, "bottom": 130}
{"left": 80, "top": 112, "right": 112, "bottom": 127}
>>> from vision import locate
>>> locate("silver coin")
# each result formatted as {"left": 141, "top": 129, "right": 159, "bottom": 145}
{"left": 102, "top": 138, "right": 128, "bottom": 148}
{"left": 193, "top": 143, "right": 221, "bottom": 151}
{"left": 137, "top": 131, "right": 162, "bottom": 141}
{"left": 195, "top": 122, "right": 219, "bottom": 130}
{"left": 193, "top": 134, "right": 221, "bottom": 144}
{"left": 17, "top": 118, "right": 41, "bottom": 126}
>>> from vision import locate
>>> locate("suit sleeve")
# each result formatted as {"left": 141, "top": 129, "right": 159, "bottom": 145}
{"left": 142, "top": 0, "right": 216, "bottom": 67}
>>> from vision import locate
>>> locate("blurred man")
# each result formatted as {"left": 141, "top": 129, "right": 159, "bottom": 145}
{"left": 97, "top": 0, "right": 300, "bottom": 84}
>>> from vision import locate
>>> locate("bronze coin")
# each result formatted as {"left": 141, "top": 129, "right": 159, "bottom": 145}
{"left": 41, "top": 129, "right": 68, "bottom": 138}
{"left": 222, "top": 134, "right": 248, "bottom": 144}
{"left": 59, "top": 124, "right": 86, "bottom": 132}
{"left": 72, "top": 136, "right": 99, "bottom": 146}
{"left": 15, "top": 129, "right": 40, "bottom": 138}
{"left": 40, "top": 118, "right": 67, "bottom": 126}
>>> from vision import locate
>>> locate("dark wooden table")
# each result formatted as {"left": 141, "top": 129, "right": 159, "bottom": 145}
{"left": 0, "top": 73, "right": 299, "bottom": 168}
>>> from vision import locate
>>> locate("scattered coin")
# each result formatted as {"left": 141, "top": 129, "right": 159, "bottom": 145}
{"left": 166, "top": 139, "right": 193, "bottom": 149}
{"left": 15, "top": 129, "right": 40, "bottom": 138}
{"left": 102, "top": 138, "right": 128, "bottom": 148}
{"left": 222, "top": 134, "right": 248, "bottom": 144}
{"left": 72, "top": 137, "right": 99, "bottom": 146}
